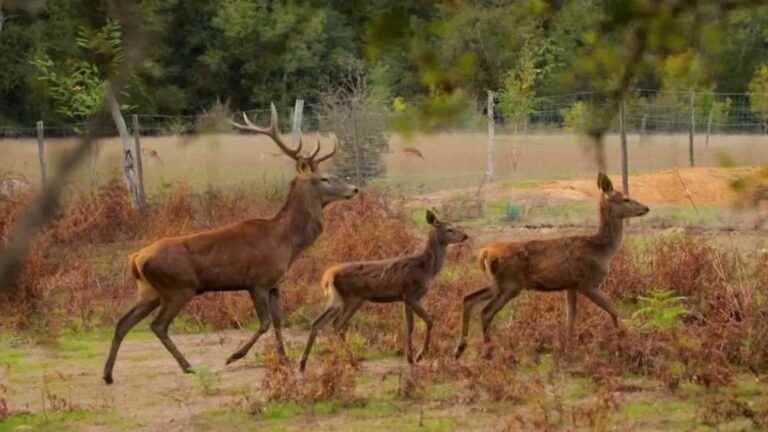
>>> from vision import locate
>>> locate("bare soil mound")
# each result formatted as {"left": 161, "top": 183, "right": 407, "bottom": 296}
{"left": 417, "top": 167, "right": 758, "bottom": 207}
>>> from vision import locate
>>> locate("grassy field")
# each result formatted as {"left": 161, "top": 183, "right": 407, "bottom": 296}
{"left": 2, "top": 132, "right": 767, "bottom": 194}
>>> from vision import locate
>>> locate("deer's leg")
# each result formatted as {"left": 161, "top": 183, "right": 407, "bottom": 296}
{"left": 333, "top": 298, "right": 364, "bottom": 337}
{"left": 404, "top": 304, "right": 415, "bottom": 364}
{"left": 150, "top": 290, "right": 195, "bottom": 373}
{"left": 226, "top": 288, "right": 271, "bottom": 365}
{"left": 582, "top": 289, "right": 620, "bottom": 329}
{"left": 332, "top": 298, "right": 364, "bottom": 361}
{"left": 299, "top": 304, "right": 341, "bottom": 372}
{"left": 268, "top": 288, "right": 287, "bottom": 361}
{"left": 455, "top": 286, "right": 495, "bottom": 359}
{"left": 103, "top": 298, "right": 161, "bottom": 384}
{"left": 405, "top": 297, "right": 433, "bottom": 363}
{"left": 480, "top": 284, "right": 521, "bottom": 358}
{"left": 566, "top": 289, "right": 578, "bottom": 342}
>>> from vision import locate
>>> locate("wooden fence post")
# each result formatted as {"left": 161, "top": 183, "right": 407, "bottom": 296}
{"left": 36, "top": 120, "right": 47, "bottom": 186}
{"left": 619, "top": 100, "right": 629, "bottom": 196}
{"left": 689, "top": 90, "right": 695, "bottom": 167}
{"left": 132, "top": 114, "right": 146, "bottom": 206}
{"left": 486, "top": 90, "right": 495, "bottom": 181}
{"left": 106, "top": 81, "right": 146, "bottom": 211}
{"left": 291, "top": 98, "right": 304, "bottom": 147}
{"left": 706, "top": 106, "right": 714, "bottom": 148}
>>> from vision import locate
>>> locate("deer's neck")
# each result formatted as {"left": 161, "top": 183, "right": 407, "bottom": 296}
{"left": 273, "top": 181, "right": 324, "bottom": 259}
{"left": 591, "top": 204, "right": 624, "bottom": 256}
{"left": 417, "top": 231, "right": 447, "bottom": 279}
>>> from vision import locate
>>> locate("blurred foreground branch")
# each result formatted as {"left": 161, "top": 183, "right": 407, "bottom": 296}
{"left": 0, "top": 0, "right": 144, "bottom": 292}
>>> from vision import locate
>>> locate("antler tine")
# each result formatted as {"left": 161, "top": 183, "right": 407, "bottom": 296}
{"left": 316, "top": 136, "right": 337, "bottom": 163}
{"left": 266, "top": 102, "right": 301, "bottom": 159}
{"left": 231, "top": 103, "right": 303, "bottom": 159}
{"left": 242, "top": 112, "right": 259, "bottom": 129}
{"left": 309, "top": 138, "right": 321, "bottom": 160}
{"left": 228, "top": 112, "right": 265, "bottom": 132}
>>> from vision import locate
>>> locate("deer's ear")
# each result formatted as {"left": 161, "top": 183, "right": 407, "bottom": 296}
{"left": 597, "top": 172, "right": 613, "bottom": 193}
{"left": 426, "top": 209, "right": 438, "bottom": 225}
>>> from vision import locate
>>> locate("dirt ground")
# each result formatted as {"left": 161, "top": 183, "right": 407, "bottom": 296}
{"left": 416, "top": 166, "right": 759, "bottom": 207}
{"left": 4, "top": 324, "right": 766, "bottom": 432}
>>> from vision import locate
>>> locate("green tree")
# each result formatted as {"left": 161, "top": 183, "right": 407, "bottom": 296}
{"left": 748, "top": 65, "right": 768, "bottom": 132}
{"left": 31, "top": 20, "right": 127, "bottom": 121}
{"left": 498, "top": 39, "right": 545, "bottom": 133}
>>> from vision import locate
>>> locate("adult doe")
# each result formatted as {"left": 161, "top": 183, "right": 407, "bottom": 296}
{"left": 299, "top": 210, "right": 468, "bottom": 371}
{"left": 103, "top": 104, "right": 358, "bottom": 384}
{"left": 455, "top": 173, "right": 649, "bottom": 359}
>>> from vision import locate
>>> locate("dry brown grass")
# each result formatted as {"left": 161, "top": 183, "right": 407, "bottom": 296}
{"left": 3, "top": 132, "right": 768, "bottom": 194}
{"left": 2, "top": 160, "right": 768, "bottom": 417}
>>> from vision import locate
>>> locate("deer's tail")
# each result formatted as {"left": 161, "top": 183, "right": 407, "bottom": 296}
{"left": 129, "top": 252, "right": 160, "bottom": 303}
{"left": 478, "top": 248, "right": 497, "bottom": 277}
{"left": 321, "top": 267, "right": 342, "bottom": 306}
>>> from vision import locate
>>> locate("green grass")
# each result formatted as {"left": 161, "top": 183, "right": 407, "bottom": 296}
{"left": 0, "top": 337, "right": 27, "bottom": 369}
{"left": 190, "top": 408, "right": 259, "bottom": 432}
{"left": 622, "top": 399, "right": 698, "bottom": 428}
{"left": 644, "top": 204, "right": 724, "bottom": 227}
{"left": 0, "top": 410, "right": 138, "bottom": 432}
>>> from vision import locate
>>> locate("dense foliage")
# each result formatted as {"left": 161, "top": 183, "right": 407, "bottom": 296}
{"left": 1, "top": 0, "right": 767, "bottom": 127}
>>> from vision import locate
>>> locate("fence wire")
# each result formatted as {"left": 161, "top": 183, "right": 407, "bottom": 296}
{"left": 1, "top": 88, "right": 767, "bottom": 198}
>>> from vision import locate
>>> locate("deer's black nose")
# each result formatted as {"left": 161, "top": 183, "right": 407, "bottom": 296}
{"left": 353, "top": 187, "right": 359, "bottom": 194}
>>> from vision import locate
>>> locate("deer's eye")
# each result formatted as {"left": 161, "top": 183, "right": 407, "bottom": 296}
{"left": 321, "top": 178, "right": 330, "bottom": 183}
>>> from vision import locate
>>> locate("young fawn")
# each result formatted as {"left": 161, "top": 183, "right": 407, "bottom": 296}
{"left": 455, "top": 173, "right": 649, "bottom": 359}
{"left": 299, "top": 210, "right": 468, "bottom": 372}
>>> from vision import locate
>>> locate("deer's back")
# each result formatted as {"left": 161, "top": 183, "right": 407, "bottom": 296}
{"left": 324, "top": 255, "right": 428, "bottom": 301}
{"left": 135, "top": 219, "right": 291, "bottom": 292}
{"left": 482, "top": 235, "right": 608, "bottom": 292}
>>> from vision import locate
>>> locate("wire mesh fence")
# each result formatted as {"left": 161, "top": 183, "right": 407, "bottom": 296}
{"left": 1, "top": 89, "right": 766, "bottom": 197}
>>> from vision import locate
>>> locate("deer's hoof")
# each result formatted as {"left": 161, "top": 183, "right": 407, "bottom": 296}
{"left": 226, "top": 353, "right": 244, "bottom": 365}
{"left": 183, "top": 366, "right": 197, "bottom": 374}
{"left": 454, "top": 342, "right": 467, "bottom": 359}
{"left": 103, "top": 375, "right": 114, "bottom": 385}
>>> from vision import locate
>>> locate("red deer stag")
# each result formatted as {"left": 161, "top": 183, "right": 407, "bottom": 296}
{"left": 103, "top": 104, "right": 358, "bottom": 384}
{"left": 299, "top": 210, "right": 468, "bottom": 372}
{"left": 454, "top": 173, "right": 649, "bottom": 359}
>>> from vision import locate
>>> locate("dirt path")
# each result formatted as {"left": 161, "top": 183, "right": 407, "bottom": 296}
{"left": 8, "top": 328, "right": 312, "bottom": 431}
{"left": 5, "top": 322, "right": 767, "bottom": 431}
{"left": 8, "top": 328, "right": 481, "bottom": 431}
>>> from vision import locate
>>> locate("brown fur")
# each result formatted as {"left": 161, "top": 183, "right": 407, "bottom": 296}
{"left": 103, "top": 108, "right": 358, "bottom": 385}
{"left": 299, "top": 210, "right": 468, "bottom": 371}
{"left": 455, "top": 173, "right": 650, "bottom": 359}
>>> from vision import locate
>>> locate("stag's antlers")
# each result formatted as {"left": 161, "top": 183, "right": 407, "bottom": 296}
{"left": 230, "top": 103, "right": 336, "bottom": 173}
